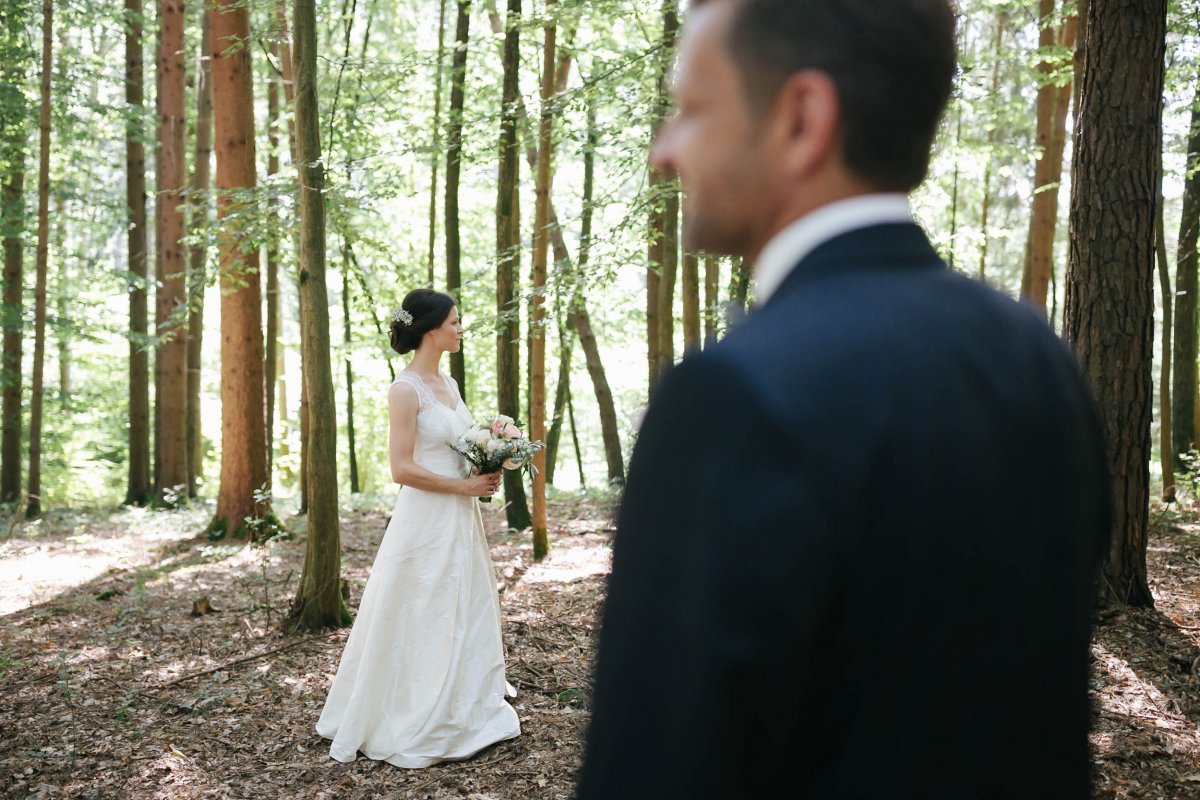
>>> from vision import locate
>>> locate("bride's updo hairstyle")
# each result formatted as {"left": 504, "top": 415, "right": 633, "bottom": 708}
{"left": 389, "top": 288, "right": 457, "bottom": 355}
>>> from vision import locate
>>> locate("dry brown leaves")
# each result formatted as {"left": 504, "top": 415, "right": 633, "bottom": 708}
{"left": 9, "top": 496, "right": 1200, "bottom": 798}
{"left": 0, "top": 494, "right": 615, "bottom": 799}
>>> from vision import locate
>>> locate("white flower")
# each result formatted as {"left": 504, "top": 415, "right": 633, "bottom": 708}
{"left": 474, "top": 429, "right": 491, "bottom": 447}
{"left": 486, "top": 439, "right": 503, "bottom": 453}
{"left": 495, "top": 414, "right": 514, "bottom": 426}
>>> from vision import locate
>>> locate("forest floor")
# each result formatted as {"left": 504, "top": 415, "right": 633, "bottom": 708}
{"left": 3, "top": 494, "right": 1200, "bottom": 799}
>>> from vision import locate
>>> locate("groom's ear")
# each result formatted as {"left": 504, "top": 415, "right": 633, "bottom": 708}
{"left": 767, "top": 69, "right": 842, "bottom": 182}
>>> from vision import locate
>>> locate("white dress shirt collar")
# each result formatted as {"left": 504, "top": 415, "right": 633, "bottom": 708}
{"left": 752, "top": 193, "right": 914, "bottom": 305}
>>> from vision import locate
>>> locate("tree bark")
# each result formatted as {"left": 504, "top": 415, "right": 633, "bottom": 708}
{"left": 26, "top": 0, "right": 51, "bottom": 518}
{"left": 1021, "top": 0, "right": 1077, "bottom": 313}
{"left": 207, "top": 0, "right": 273, "bottom": 540}
{"left": 1173, "top": 77, "right": 1200, "bottom": 470}
{"left": 495, "top": 0, "right": 531, "bottom": 530}
{"left": 53, "top": 194, "right": 66, "bottom": 406}
{"left": 978, "top": 12, "right": 1005, "bottom": 282}
{"left": 187, "top": 6, "right": 212, "bottom": 497}
{"left": 122, "top": 0, "right": 150, "bottom": 506}
{"left": 265, "top": 42, "right": 282, "bottom": 480}
{"left": 287, "top": 0, "right": 348, "bottom": 630}
{"left": 342, "top": 243, "right": 359, "bottom": 494}
{"left": 682, "top": 246, "right": 700, "bottom": 353}
{"left": 530, "top": 4, "right": 555, "bottom": 560}
{"left": 154, "top": 0, "right": 189, "bottom": 504}
{"left": 1063, "top": 0, "right": 1165, "bottom": 607}
{"left": 648, "top": 0, "right": 679, "bottom": 396}
{"left": 445, "top": 0, "right": 469, "bottom": 399}
{"left": 703, "top": 256, "right": 718, "bottom": 348}
{"left": 1157, "top": 150, "right": 1175, "bottom": 503}
{"left": 427, "top": 0, "right": 447, "bottom": 288}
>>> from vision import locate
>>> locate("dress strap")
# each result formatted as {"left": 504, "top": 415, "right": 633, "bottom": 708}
{"left": 393, "top": 371, "right": 434, "bottom": 410}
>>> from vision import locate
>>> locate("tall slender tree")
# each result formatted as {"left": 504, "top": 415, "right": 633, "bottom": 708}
{"left": 265, "top": 42, "right": 282, "bottom": 478}
{"left": 530, "top": 1, "right": 555, "bottom": 560}
{"left": 427, "top": 0, "right": 447, "bottom": 287}
{"left": 207, "top": 0, "right": 274, "bottom": 539}
{"left": 445, "top": 0, "right": 469, "bottom": 397}
{"left": 703, "top": 256, "right": 718, "bottom": 348}
{"left": 288, "top": 0, "right": 348, "bottom": 631}
{"left": 26, "top": 0, "right": 52, "bottom": 518}
{"left": 647, "top": 0, "right": 679, "bottom": 395}
{"left": 186, "top": 6, "right": 212, "bottom": 496}
{"left": 1157, "top": 151, "right": 1175, "bottom": 503}
{"left": 495, "top": 0, "right": 531, "bottom": 530}
{"left": 154, "top": 0, "right": 189, "bottom": 503}
{"left": 1173, "top": 75, "right": 1200, "bottom": 470}
{"left": 123, "top": 0, "right": 151, "bottom": 506}
{"left": 1063, "top": 0, "right": 1165, "bottom": 607}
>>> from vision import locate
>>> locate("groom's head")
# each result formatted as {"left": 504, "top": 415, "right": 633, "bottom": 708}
{"left": 650, "top": 0, "right": 957, "bottom": 259}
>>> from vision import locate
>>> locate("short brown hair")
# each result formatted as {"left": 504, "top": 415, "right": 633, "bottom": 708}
{"left": 701, "top": 0, "right": 957, "bottom": 192}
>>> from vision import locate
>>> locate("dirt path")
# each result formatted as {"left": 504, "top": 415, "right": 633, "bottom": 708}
{"left": 4, "top": 497, "right": 1200, "bottom": 798}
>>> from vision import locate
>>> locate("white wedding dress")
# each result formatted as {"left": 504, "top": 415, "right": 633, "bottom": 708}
{"left": 316, "top": 370, "right": 521, "bottom": 767}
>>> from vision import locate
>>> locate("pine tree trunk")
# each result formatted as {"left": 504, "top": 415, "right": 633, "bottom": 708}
{"left": 53, "top": 196, "right": 67, "bottom": 406}
{"left": 1157, "top": 152, "right": 1176, "bottom": 502}
{"left": 647, "top": 0, "right": 679, "bottom": 396}
{"left": 154, "top": 0, "right": 189, "bottom": 504}
{"left": 187, "top": 7, "right": 212, "bottom": 497}
{"left": 342, "top": 248, "right": 359, "bottom": 494}
{"left": 288, "top": 0, "right": 347, "bottom": 630}
{"left": 496, "top": 0, "right": 531, "bottom": 530}
{"left": 682, "top": 247, "right": 700, "bottom": 353}
{"left": 1063, "top": 0, "right": 1165, "bottom": 607}
{"left": 530, "top": 5, "right": 555, "bottom": 560}
{"left": 445, "top": 0, "right": 469, "bottom": 399}
{"left": 265, "top": 44, "right": 281, "bottom": 480}
{"left": 1021, "top": 0, "right": 1073, "bottom": 313}
{"left": 980, "top": 11, "right": 1005, "bottom": 282}
{"left": 208, "top": 0, "right": 274, "bottom": 540}
{"left": 427, "top": 0, "right": 447, "bottom": 287}
{"left": 1173, "top": 79, "right": 1200, "bottom": 470}
{"left": 123, "top": 0, "right": 150, "bottom": 506}
{"left": 703, "top": 256, "right": 718, "bottom": 348}
{"left": 26, "top": 0, "right": 52, "bottom": 518}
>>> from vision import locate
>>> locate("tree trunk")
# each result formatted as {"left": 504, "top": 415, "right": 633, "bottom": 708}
{"left": 567, "top": 385, "right": 585, "bottom": 487}
{"left": 495, "top": 0, "right": 531, "bottom": 530}
{"left": 979, "top": 14, "right": 1005, "bottom": 282}
{"left": 1021, "top": 0, "right": 1075, "bottom": 313}
{"left": 265, "top": 43, "right": 281, "bottom": 480}
{"left": 287, "top": 0, "right": 348, "bottom": 630}
{"left": 154, "top": 0, "right": 189, "bottom": 505}
{"left": 486, "top": 10, "right": 623, "bottom": 487}
{"left": 1173, "top": 78, "right": 1200, "bottom": 470}
{"left": 728, "top": 256, "right": 749, "bottom": 314}
{"left": 1063, "top": 0, "right": 1165, "bottom": 607}
{"left": 53, "top": 195, "right": 66, "bottom": 406}
{"left": 123, "top": 0, "right": 150, "bottom": 506}
{"left": 1157, "top": 150, "right": 1175, "bottom": 502}
{"left": 342, "top": 245, "right": 359, "bottom": 493}
{"left": 530, "top": 4, "right": 555, "bottom": 560}
{"left": 682, "top": 247, "right": 700, "bottom": 353}
{"left": 444, "top": 0, "right": 469, "bottom": 399}
{"left": 427, "top": 0, "right": 447, "bottom": 287}
{"left": 207, "top": 0, "right": 274, "bottom": 540}
{"left": 703, "top": 256, "right": 718, "bottom": 348}
{"left": 647, "top": 0, "right": 679, "bottom": 396}
{"left": 187, "top": 6, "right": 212, "bottom": 497}
{"left": 26, "top": 0, "right": 51, "bottom": 518}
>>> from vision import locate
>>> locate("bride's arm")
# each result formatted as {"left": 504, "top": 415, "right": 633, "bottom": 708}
{"left": 388, "top": 382, "right": 494, "bottom": 496}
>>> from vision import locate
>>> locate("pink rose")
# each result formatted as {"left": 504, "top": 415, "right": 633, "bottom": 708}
{"left": 503, "top": 424, "right": 523, "bottom": 439}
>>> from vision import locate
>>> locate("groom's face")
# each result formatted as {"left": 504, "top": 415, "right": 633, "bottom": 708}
{"left": 650, "top": 1, "right": 776, "bottom": 259}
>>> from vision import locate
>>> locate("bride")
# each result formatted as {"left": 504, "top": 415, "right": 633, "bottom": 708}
{"left": 316, "top": 288, "right": 521, "bottom": 767}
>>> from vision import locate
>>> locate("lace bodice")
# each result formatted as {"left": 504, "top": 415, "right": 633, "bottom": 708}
{"left": 392, "top": 371, "right": 473, "bottom": 478}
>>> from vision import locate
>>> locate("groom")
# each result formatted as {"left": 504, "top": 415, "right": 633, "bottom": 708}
{"left": 578, "top": 1, "right": 1110, "bottom": 798}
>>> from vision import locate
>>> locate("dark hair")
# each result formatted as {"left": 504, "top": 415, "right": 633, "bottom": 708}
{"left": 708, "top": 0, "right": 957, "bottom": 192}
{"left": 389, "top": 289, "right": 457, "bottom": 355}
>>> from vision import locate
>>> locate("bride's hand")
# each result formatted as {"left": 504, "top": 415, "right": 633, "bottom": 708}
{"left": 463, "top": 471, "right": 501, "bottom": 497}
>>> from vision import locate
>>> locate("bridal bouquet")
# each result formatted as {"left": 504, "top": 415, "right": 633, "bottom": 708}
{"left": 451, "top": 414, "right": 544, "bottom": 502}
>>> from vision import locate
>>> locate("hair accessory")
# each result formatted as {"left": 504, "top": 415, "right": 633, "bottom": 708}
{"left": 392, "top": 307, "right": 413, "bottom": 326}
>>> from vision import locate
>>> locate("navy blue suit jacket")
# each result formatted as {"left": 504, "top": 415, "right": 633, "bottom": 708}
{"left": 577, "top": 223, "right": 1110, "bottom": 799}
